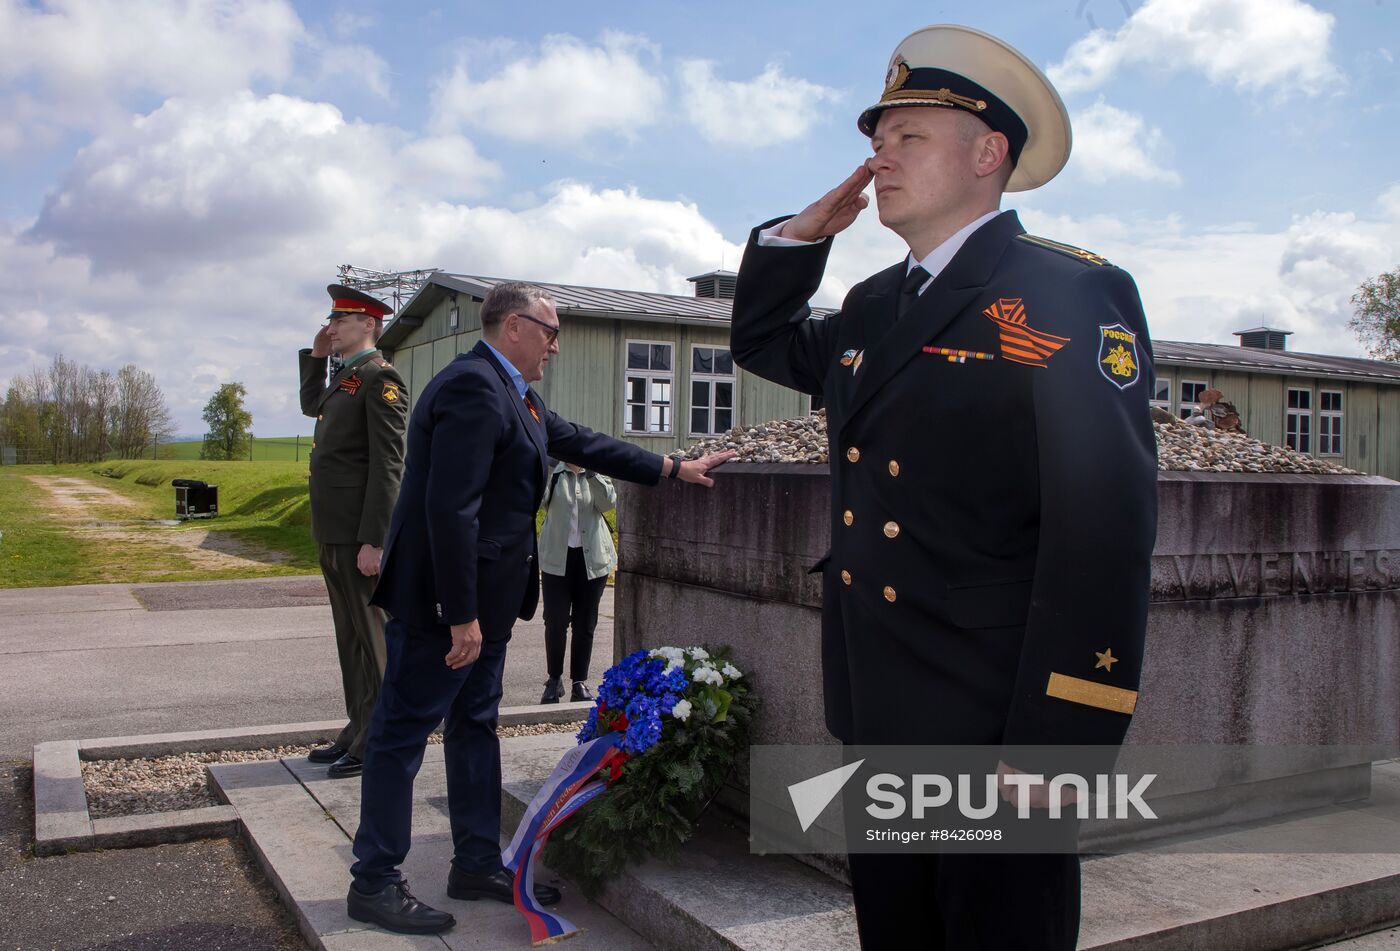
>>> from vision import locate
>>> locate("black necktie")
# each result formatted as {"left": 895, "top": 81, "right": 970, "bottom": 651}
{"left": 897, "top": 265, "right": 931, "bottom": 320}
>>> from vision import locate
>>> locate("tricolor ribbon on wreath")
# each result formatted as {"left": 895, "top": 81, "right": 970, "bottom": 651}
{"left": 501, "top": 732, "right": 627, "bottom": 946}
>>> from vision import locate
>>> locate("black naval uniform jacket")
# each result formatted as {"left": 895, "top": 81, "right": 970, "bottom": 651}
{"left": 731, "top": 210, "right": 1158, "bottom": 750}
{"left": 371, "top": 340, "right": 664, "bottom": 637}
{"left": 299, "top": 348, "right": 408, "bottom": 547}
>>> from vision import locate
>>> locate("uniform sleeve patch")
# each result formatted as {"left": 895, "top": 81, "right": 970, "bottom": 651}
{"left": 1097, "top": 324, "right": 1141, "bottom": 389}
{"left": 382, "top": 383, "right": 401, "bottom": 403}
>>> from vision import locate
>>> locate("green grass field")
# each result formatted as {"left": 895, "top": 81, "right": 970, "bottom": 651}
{"left": 0, "top": 459, "right": 317, "bottom": 587}
{"left": 163, "top": 436, "right": 312, "bottom": 461}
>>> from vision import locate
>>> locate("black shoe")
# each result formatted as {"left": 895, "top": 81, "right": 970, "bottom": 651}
{"left": 308, "top": 743, "right": 347, "bottom": 764}
{"left": 347, "top": 879, "right": 455, "bottom": 935}
{"left": 540, "top": 677, "right": 563, "bottom": 704}
{"left": 447, "top": 865, "right": 561, "bottom": 906}
{"left": 327, "top": 754, "right": 363, "bottom": 779}
{"left": 570, "top": 681, "right": 593, "bottom": 702}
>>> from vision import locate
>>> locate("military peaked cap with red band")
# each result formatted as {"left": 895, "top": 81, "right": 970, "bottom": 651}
{"left": 326, "top": 284, "right": 394, "bottom": 319}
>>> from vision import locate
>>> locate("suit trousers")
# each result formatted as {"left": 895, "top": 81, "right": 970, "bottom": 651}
{"left": 317, "top": 543, "right": 388, "bottom": 758}
{"left": 350, "top": 617, "right": 510, "bottom": 892}
{"left": 541, "top": 546, "right": 607, "bottom": 682}
{"left": 847, "top": 851, "right": 1079, "bottom": 950}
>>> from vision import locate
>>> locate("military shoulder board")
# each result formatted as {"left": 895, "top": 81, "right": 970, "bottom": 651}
{"left": 372, "top": 356, "right": 392, "bottom": 368}
{"left": 1016, "top": 234, "right": 1111, "bottom": 267}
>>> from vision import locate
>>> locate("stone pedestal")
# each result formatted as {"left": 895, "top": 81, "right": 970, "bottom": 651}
{"left": 615, "top": 466, "right": 1400, "bottom": 841}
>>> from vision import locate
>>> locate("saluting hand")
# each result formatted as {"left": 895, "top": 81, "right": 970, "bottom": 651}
{"left": 674, "top": 449, "right": 738, "bottom": 488}
{"left": 446, "top": 620, "right": 482, "bottom": 669}
{"left": 311, "top": 324, "right": 334, "bottom": 358}
{"left": 779, "top": 165, "right": 874, "bottom": 243}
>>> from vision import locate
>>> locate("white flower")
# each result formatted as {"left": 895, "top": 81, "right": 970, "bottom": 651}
{"left": 670, "top": 699, "right": 692, "bottom": 721}
{"left": 688, "top": 647, "right": 710, "bottom": 661}
{"left": 693, "top": 664, "right": 724, "bottom": 686}
{"left": 650, "top": 646, "right": 684, "bottom": 663}
{"left": 722, "top": 663, "right": 743, "bottom": 680}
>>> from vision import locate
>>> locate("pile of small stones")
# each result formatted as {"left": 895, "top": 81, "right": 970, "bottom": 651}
{"left": 680, "top": 409, "right": 1360, "bottom": 475}
{"left": 82, "top": 721, "right": 586, "bottom": 819}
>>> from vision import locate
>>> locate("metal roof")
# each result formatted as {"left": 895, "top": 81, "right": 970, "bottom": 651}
{"left": 381, "top": 272, "right": 1398, "bottom": 385}
{"left": 1155, "top": 339, "right": 1400, "bottom": 385}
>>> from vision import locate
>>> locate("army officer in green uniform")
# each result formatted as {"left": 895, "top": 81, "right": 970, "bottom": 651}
{"left": 299, "top": 284, "right": 409, "bottom": 778}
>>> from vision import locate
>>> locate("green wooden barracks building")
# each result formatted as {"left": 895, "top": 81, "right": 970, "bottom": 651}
{"left": 377, "top": 272, "right": 1400, "bottom": 481}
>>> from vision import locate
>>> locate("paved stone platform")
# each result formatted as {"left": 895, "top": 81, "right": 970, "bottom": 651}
{"left": 209, "top": 733, "right": 1400, "bottom": 950}
{"left": 210, "top": 737, "right": 652, "bottom": 951}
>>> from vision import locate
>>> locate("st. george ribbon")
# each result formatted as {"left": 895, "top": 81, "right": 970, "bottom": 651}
{"left": 502, "top": 732, "right": 627, "bottom": 945}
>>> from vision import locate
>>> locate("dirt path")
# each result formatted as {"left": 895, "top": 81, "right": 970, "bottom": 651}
{"left": 25, "top": 475, "right": 289, "bottom": 572}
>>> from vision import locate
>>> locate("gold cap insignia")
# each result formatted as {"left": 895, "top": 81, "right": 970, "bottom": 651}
{"left": 884, "top": 59, "right": 909, "bottom": 95}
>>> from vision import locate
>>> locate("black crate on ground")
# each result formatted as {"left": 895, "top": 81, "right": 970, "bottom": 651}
{"left": 172, "top": 479, "right": 219, "bottom": 519}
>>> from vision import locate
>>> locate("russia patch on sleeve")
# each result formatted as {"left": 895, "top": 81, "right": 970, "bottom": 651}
{"left": 1097, "top": 323, "right": 1140, "bottom": 389}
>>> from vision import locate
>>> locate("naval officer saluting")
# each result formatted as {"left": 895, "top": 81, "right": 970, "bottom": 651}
{"left": 346, "top": 281, "right": 735, "bottom": 935}
{"left": 299, "top": 284, "right": 408, "bottom": 780}
{"left": 730, "top": 25, "right": 1159, "bottom": 949}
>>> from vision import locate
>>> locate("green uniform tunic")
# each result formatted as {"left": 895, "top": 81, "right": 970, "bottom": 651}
{"left": 298, "top": 347, "right": 408, "bottom": 757}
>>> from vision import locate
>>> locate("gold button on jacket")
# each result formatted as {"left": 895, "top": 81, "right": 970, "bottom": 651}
{"left": 883, "top": 586, "right": 897, "bottom": 602}
{"left": 883, "top": 521, "right": 900, "bottom": 538}
{"left": 841, "top": 570, "right": 852, "bottom": 585}
{"left": 843, "top": 510, "right": 854, "bottom": 526}
{"left": 846, "top": 447, "right": 861, "bottom": 462}
{"left": 888, "top": 460, "right": 900, "bottom": 477}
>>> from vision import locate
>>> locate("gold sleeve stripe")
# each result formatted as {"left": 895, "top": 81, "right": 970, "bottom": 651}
{"left": 1045, "top": 672, "right": 1138, "bottom": 715}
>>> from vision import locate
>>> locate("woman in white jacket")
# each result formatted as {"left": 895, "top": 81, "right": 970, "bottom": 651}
{"left": 537, "top": 461, "right": 617, "bottom": 702}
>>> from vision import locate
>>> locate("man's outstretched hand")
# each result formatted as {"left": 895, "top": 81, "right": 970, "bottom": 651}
{"left": 778, "top": 165, "right": 874, "bottom": 243}
{"left": 675, "top": 449, "right": 738, "bottom": 488}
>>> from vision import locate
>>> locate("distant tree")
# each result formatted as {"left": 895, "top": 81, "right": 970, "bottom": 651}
{"left": 201, "top": 383, "right": 253, "bottom": 460}
{"left": 111, "top": 364, "right": 175, "bottom": 458}
{"left": 1350, "top": 267, "right": 1400, "bottom": 363}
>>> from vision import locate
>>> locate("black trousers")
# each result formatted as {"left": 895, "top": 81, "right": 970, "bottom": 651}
{"left": 350, "top": 618, "right": 510, "bottom": 891}
{"left": 847, "top": 851, "right": 1080, "bottom": 950}
{"left": 541, "top": 546, "right": 607, "bottom": 682}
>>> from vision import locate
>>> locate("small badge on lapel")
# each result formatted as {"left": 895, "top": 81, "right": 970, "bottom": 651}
{"left": 839, "top": 349, "right": 864, "bottom": 375}
{"left": 1097, "top": 323, "right": 1141, "bottom": 389}
{"left": 982, "top": 298, "right": 1070, "bottom": 368}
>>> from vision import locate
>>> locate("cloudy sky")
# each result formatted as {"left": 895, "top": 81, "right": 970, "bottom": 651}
{"left": 1, "top": 0, "right": 1397, "bottom": 437}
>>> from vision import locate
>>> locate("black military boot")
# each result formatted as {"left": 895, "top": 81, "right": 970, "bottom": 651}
{"left": 540, "top": 677, "right": 563, "bottom": 704}
{"left": 570, "top": 681, "right": 593, "bottom": 702}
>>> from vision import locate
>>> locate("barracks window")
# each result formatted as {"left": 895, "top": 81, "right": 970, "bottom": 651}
{"left": 625, "top": 341, "right": 673, "bottom": 435}
{"left": 1319, "top": 389, "right": 1343, "bottom": 456}
{"left": 1151, "top": 376, "right": 1171, "bottom": 413}
{"left": 1179, "top": 379, "right": 1208, "bottom": 420}
{"left": 689, "top": 346, "right": 735, "bottom": 437}
{"left": 1286, "top": 387, "right": 1313, "bottom": 454}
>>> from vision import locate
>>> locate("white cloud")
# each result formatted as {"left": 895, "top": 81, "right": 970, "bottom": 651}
{"left": 678, "top": 61, "right": 841, "bottom": 147}
{"left": 1017, "top": 195, "right": 1399, "bottom": 358}
{"left": 1, "top": 92, "right": 742, "bottom": 436}
{"left": 0, "top": 0, "right": 304, "bottom": 148}
{"left": 1049, "top": 0, "right": 1340, "bottom": 97}
{"left": 430, "top": 32, "right": 664, "bottom": 143}
{"left": 311, "top": 41, "right": 394, "bottom": 101}
{"left": 1069, "top": 99, "right": 1179, "bottom": 184}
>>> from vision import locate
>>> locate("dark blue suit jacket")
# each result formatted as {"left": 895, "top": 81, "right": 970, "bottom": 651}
{"left": 371, "top": 340, "right": 664, "bottom": 634}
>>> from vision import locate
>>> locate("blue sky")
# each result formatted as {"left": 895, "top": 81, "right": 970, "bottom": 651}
{"left": 1, "top": 0, "right": 1397, "bottom": 436}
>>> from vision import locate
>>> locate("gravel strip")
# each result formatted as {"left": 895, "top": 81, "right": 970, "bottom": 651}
{"left": 679, "top": 409, "right": 1360, "bottom": 475}
{"left": 83, "top": 721, "right": 586, "bottom": 819}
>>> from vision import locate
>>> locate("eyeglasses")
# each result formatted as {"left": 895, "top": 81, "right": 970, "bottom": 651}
{"left": 513, "top": 312, "right": 560, "bottom": 344}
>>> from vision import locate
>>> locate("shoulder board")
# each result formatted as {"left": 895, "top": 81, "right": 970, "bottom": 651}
{"left": 371, "top": 356, "right": 391, "bottom": 368}
{"left": 1016, "top": 233, "right": 1111, "bottom": 267}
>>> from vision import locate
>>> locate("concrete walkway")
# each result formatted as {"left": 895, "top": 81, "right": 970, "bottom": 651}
{"left": 0, "top": 577, "right": 615, "bottom": 760}
{"left": 210, "top": 735, "right": 651, "bottom": 950}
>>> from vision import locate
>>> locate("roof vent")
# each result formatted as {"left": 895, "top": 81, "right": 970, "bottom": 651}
{"left": 1233, "top": 327, "right": 1292, "bottom": 351}
{"left": 686, "top": 270, "right": 738, "bottom": 300}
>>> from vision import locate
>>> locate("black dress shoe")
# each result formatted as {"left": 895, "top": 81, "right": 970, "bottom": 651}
{"left": 447, "top": 865, "right": 561, "bottom": 906}
{"left": 540, "top": 677, "right": 563, "bottom": 704}
{"left": 570, "top": 681, "right": 593, "bottom": 702}
{"left": 327, "top": 754, "right": 363, "bottom": 778}
{"left": 308, "top": 743, "right": 347, "bottom": 764}
{"left": 347, "top": 879, "right": 455, "bottom": 935}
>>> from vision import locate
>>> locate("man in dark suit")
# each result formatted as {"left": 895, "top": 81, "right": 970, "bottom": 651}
{"left": 346, "top": 281, "right": 735, "bottom": 935}
{"left": 298, "top": 284, "right": 408, "bottom": 780}
{"left": 730, "top": 25, "right": 1158, "bottom": 950}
